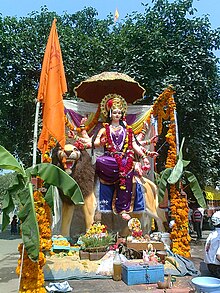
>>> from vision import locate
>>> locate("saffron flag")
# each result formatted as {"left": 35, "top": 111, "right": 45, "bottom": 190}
{"left": 114, "top": 8, "right": 119, "bottom": 23}
{"left": 37, "top": 19, "right": 67, "bottom": 156}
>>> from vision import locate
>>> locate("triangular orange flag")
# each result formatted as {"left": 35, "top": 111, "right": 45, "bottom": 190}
{"left": 37, "top": 19, "right": 67, "bottom": 156}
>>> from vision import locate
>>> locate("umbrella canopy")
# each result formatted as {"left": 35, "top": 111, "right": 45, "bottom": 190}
{"left": 74, "top": 71, "right": 146, "bottom": 104}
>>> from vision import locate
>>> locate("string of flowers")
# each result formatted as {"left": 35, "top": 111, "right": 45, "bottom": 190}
{"left": 16, "top": 183, "right": 52, "bottom": 292}
{"left": 153, "top": 86, "right": 191, "bottom": 257}
{"left": 84, "top": 222, "right": 107, "bottom": 237}
{"left": 104, "top": 123, "right": 134, "bottom": 190}
{"left": 16, "top": 245, "right": 46, "bottom": 293}
{"left": 42, "top": 136, "right": 57, "bottom": 163}
{"left": 169, "top": 185, "right": 191, "bottom": 258}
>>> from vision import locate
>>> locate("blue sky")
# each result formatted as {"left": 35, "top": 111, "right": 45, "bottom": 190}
{"left": 0, "top": 0, "right": 219, "bottom": 30}
{"left": 0, "top": 1, "right": 219, "bottom": 57}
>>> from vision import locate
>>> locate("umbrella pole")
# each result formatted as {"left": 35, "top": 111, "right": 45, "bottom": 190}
{"left": 32, "top": 101, "right": 40, "bottom": 167}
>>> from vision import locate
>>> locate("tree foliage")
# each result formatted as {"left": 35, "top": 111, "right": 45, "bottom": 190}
{"left": 0, "top": 0, "right": 219, "bottom": 188}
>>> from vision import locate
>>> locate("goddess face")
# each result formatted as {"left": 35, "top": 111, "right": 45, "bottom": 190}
{"left": 111, "top": 108, "right": 122, "bottom": 122}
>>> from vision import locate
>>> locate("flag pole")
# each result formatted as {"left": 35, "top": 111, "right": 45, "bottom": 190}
{"left": 32, "top": 100, "right": 40, "bottom": 167}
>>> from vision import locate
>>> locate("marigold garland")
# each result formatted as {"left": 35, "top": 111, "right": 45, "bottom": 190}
{"left": 42, "top": 136, "right": 57, "bottom": 163}
{"left": 16, "top": 186, "right": 52, "bottom": 292}
{"left": 153, "top": 86, "right": 191, "bottom": 258}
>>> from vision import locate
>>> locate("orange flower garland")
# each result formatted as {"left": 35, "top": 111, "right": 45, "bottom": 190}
{"left": 16, "top": 245, "right": 46, "bottom": 293}
{"left": 16, "top": 186, "right": 52, "bottom": 292}
{"left": 34, "top": 190, "right": 52, "bottom": 251}
{"left": 153, "top": 86, "right": 191, "bottom": 257}
{"left": 42, "top": 136, "right": 57, "bottom": 163}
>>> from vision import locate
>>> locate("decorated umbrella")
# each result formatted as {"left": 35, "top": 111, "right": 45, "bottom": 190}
{"left": 74, "top": 71, "right": 146, "bottom": 104}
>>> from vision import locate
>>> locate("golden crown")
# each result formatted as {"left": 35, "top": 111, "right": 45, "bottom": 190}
{"left": 100, "top": 94, "right": 127, "bottom": 118}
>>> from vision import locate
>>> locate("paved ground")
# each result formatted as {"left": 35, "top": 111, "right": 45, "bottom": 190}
{"left": 0, "top": 215, "right": 211, "bottom": 293}
{"left": 0, "top": 224, "right": 21, "bottom": 293}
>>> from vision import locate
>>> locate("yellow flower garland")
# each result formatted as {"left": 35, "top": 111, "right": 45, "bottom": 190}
{"left": 16, "top": 187, "right": 52, "bottom": 292}
{"left": 153, "top": 86, "right": 191, "bottom": 258}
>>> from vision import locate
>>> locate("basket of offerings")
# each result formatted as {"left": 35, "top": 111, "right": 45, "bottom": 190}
{"left": 79, "top": 222, "right": 115, "bottom": 260}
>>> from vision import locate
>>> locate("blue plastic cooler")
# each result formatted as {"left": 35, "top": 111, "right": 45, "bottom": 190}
{"left": 122, "top": 262, "right": 164, "bottom": 285}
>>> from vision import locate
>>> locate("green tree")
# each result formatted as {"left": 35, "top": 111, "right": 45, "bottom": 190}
{"left": 0, "top": 0, "right": 219, "bottom": 188}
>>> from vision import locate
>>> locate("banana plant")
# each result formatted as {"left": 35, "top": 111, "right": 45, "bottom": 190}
{"left": 157, "top": 138, "right": 207, "bottom": 209}
{"left": 0, "top": 145, "right": 84, "bottom": 261}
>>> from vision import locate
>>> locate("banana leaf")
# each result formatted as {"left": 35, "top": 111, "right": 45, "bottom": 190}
{"left": 167, "top": 138, "right": 186, "bottom": 184}
{"left": 182, "top": 159, "right": 190, "bottom": 168}
{"left": 158, "top": 168, "right": 172, "bottom": 203}
{"left": 184, "top": 171, "right": 207, "bottom": 209}
{"left": 167, "top": 159, "right": 183, "bottom": 184}
{"left": 1, "top": 173, "right": 26, "bottom": 230}
{"left": 18, "top": 183, "right": 39, "bottom": 262}
{"left": 44, "top": 185, "right": 55, "bottom": 213}
{"left": 1, "top": 190, "right": 14, "bottom": 231}
{"left": 0, "top": 145, "right": 25, "bottom": 176}
{"left": 0, "top": 145, "right": 84, "bottom": 262}
{"left": 27, "top": 163, "right": 84, "bottom": 205}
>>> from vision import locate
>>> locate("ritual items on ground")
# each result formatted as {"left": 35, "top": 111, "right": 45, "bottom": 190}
{"left": 78, "top": 222, "right": 115, "bottom": 260}
{"left": 126, "top": 218, "right": 165, "bottom": 252}
{"left": 112, "top": 248, "right": 122, "bottom": 281}
{"left": 122, "top": 261, "right": 164, "bottom": 285}
{"left": 52, "top": 235, "right": 70, "bottom": 252}
{"left": 128, "top": 218, "right": 143, "bottom": 240}
{"left": 142, "top": 244, "right": 159, "bottom": 264}
{"left": 51, "top": 235, "right": 80, "bottom": 256}
{"left": 157, "top": 274, "right": 172, "bottom": 289}
{"left": 156, "top": 250, "right": 168, "bottom": 264}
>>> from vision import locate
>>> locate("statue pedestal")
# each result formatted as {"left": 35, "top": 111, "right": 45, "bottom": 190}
{"left": 79, "top": 250, "right": 106, "bottom": 261}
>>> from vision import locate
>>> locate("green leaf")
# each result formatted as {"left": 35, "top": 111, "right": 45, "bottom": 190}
{"left": 18, "top": 182, "right": 40, "bottom": 262}
{"left": 182, "top": 159, "right": 190, "bottom": 168}
{"left": 167, "top": 159, "right": 183, "bottom": 184}
{"left": 1, "top": 192, "right": 14, "bottom": 231}
{"left": 167, "top": 137, "right": 186, "bottom": 184}
{"left": 158, "top": 168, "right": 172, "bottom": 202}
{"left": 0, "top": 145, "right": 25, "bottom": 176}
{"left": 44, "top": 185, "right": 55, "bottom": 213}
{"left": 27, "top": 163, "right": 84, "bottom": 205}
{"left": 1, "top": 173, "right": 27, "bottom": 231}
{"left": 184, "top": 171, "right": 207, "bottom": 209}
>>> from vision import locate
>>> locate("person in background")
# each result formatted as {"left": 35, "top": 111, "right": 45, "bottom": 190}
{"left": 11, "top": 215, "right": 18, "bottom": 235}
{"left": 204, "top": 211, "right": 220, "bottom": 278}
{"left": 192, "top": 207, "right": 203, "bottom": 240}
{"left": 188, "top": 208, "right": 194, "bottom": 235}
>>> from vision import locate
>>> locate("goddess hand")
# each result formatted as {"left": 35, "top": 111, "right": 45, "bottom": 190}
{"left": 150, "top": 135, "right": 158, "bottom": 144}
{"left": 142, "top": 157, "right": 151, "bottom": 171}
{"left": 68, "top": 130, "right": 75, "bottom": 138}
{"left": 148, "top": 151, "right": 158, "bottom": 158}
{"left": 80, "top": 117, "right": 88, "bottom": 125}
